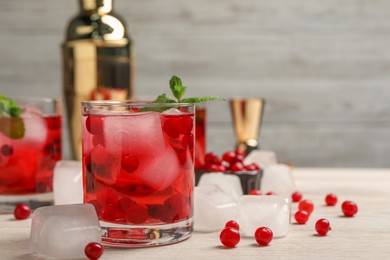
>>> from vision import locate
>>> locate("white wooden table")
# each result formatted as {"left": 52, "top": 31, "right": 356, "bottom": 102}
{"left": 1, "top": 168, "right": 390, "bottom": 259}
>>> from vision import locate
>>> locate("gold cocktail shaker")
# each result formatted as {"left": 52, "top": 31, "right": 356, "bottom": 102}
{"left": 230, "top": 98, "right": 265, "bottom": 155}
{"left": 62, "top": 0, "right": 134, "bottom": 160}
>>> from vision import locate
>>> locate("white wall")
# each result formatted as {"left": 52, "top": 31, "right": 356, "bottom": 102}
{"left": 0, "top": 0, "right": 389, "bottom": 167}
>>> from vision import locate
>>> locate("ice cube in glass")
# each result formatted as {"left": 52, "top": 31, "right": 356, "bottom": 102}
{"left": 194, "top": 185, "right": 238, "bottom": 232}
{"left": 30, "top": 204, "right": 101, "bottom": 259}
{"left": 53, "top": 160, "right": 83, "bottom": 205}
{"left": 238, "top": 195, "right": 290, "bottom": 237}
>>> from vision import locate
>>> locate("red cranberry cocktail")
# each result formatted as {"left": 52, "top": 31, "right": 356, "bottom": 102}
{"left": 0, "top": 98, "right": 62, "bottom": 211}
{"left": 82, "top": 101, "right": 195, "bottom": 247}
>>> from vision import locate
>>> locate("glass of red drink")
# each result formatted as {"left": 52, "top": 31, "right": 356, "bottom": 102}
{"left": 194, "top": 104, "right": 206, "bottom": 169}
{"left": 81, "top": 101, "right": 195, "bottom": 247}
{"left": 0, "top": 98, "right": 62, "bottom": 212}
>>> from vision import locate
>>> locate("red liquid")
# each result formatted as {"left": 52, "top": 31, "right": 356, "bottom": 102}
{"left": 82, "top": 111, "right": 194, "bottom": 225}
{"left": 0, "top": 115, "right": 62, "bottom": 195}
{"left": 194, "top": 107, "right": 206, "bottom": 169}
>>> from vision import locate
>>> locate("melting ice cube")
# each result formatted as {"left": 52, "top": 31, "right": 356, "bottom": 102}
{"left": 16, "top": 106, "right": 48, "bottom": 149}
{"left": 53, "top": 160, "right": 83, "bottom": 205}
{"left": 194, "top": 185, "right": 238, "bottom": 232}
{"left": 244, "top": 150, "right": 277, "bottom": 169}
{"left": 261, "top": 164, "right": 295, "bottom": 197}
{"left": 162, "top": 108, "right": 183, "bottom": 115}
{"left": 30, "top": 204, "right": 101, "bottom": 259}
{"left": 238, "top": 195, "right": 290, "bottom": 237}
{"left": 198, "top": 172, "right": 243, "bottom": 201}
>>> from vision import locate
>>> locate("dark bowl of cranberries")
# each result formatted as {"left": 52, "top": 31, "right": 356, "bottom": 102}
{"left": 195, "top": 150, "right": 263, "bottom": 194}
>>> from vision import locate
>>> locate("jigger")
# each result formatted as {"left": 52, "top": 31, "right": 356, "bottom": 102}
{"left": 229, "top": 98, "right": 265, "bottom": 155}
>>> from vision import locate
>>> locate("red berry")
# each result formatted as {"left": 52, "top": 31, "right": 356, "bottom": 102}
{"left": 163, "top": 118, "right": 180, "bottom": 138}
{"left": 13, "top": 204, "right": 31, "bottom": 220}
{"left": 222, "top": 151, "right": 236, "bottom": 163}
{"left": 341, "top": 200, "right": 358, "bottom": 217}
{"left": 294, "top": 210, "right": 309, "bottom": 224}
{"left": 90, "top": 146, "right": 108, "bottom": 163}
{"left": 249, "top": 189, "right": 262, "bottom": 195}
{"left": 208, "top": 164, "right": 226, "bottom": 172}
{"left": 219, "top": 227, "right": 240, "bottom": 248}
{"left": 205, "top": 152, "right": 220, "bottom": 166}
{"left": 265, "top": 191, "right": 277, "bottom": 195}
{"left": 230, "top": 161, "right": 244, "bottom": 172}
{"left": 124, "top": 204, "right": 148, "bottom": 224}
{"left": 291, "top": 191, "right": 303, "bottom": 202}
{"left": 84, "top": 242, "right": 104, "bottom": 260}
{"left": 325, "top": 193, "right": 338, "bottom": 206}
{"left": 121, "top": 154, "right": 139, "bottom": 173}
{"left": 254, "top": 227, "right": 273, "bottom": 246}
{"left": 225, "top": 220, "right": 240, "bottom": 231}
{"left": 298, "top": 199, "right": 314, "bottom": 214}
{"left": 234, "top": 149, "right": 246, "bottom": 159}
{"left": 86, "top": 116, "right": 104, "bottom": 135}
{"left": 1, "top": 144, "right": 13, "bottom": 156}
{"left": 244, "top": 163, "right": 260, "bottom": 171}
{"left": 315, "top": 218, "right": 331, "bottom": 236}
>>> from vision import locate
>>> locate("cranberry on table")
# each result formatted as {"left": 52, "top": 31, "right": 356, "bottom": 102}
{"left": 341, "top": 200, "right": 358, "bottom": 217}
{"left": 315, "top": 218, "right": 331, "bottom": 236}
{"left": 84, "top": 242, "right": 104, "bottom": 260}
{"left": 291, "top": 191, "right": 303, "bottom": 202}
{"left": 249, "top": 189, "right": 262, "bottom": 195}
{"left": 254, "top": 227, "right": 273, "bottom": 246}
{"left": 13, "top": 203, "right": 31, "bottom": 220}
{"left": 225, "top": 220, "right": 240, "bottom": 231}
{"left": 265, "top": 191, "right": 277, "bottom": 195}
{"left": 325, "top": 193, "right": 338, "bottom": 206}
{"left": 298, "top": 199, "right": 314, "bottom": 215}
{"left": 219, "top": 227, "right": 240, "bottom": 248}
{"left": 294, "top": 210, "right": 309, "bottom": 224}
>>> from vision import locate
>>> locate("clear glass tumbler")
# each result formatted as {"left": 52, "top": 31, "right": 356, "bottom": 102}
{"left": 81, "top": 101, "right": 195, "bottom": 247}
{"left": 0, "top": 97, "right": 62, "bottom": 212}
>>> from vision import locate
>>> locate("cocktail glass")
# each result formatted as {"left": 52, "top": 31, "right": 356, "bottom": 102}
{"left": 81, "top": 100, "right": 195, "bottom": 247}
{"left": 194, "top": 104, "right": 206, "bottom": 169}
{"left": 0, "top": 97, "right": 62, "bottom": 212}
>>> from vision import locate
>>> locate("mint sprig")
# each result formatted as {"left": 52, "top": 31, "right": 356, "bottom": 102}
{"left": 153, "top": 75, "right": 225, "bottom": 104}
{"left": 0, "top": 95, "right": 25, "bottom": 139}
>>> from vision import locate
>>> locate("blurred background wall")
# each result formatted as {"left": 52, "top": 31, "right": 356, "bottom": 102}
{"left": 0, "top": 0, "right": 389, "bottom": 167}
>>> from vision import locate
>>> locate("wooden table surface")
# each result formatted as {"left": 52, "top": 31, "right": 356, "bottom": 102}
{"left": 1, "top": 168, "right": 390, "bottom": 259}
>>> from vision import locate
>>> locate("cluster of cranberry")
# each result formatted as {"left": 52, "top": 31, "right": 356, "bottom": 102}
{"left": 291, "top": 191, "right": 358, "bottom": 236}
{"left": 197, "top": 150, "right": 260, "bottom": 172}
{"left": 219, "top": 220, "right": 273, "bottom": 248}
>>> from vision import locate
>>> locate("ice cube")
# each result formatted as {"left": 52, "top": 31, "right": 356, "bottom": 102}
{"left": 30, "top": 204, "right": 101, "bottom": 259}
{"left": 198, "top": 172, "right": 243, "bottom": 201}
{"left": 162, "top": 108, "right": 183, "bottom": 115}
{"left": 103, "top": 112, "right": 181, "bottom": 191}
{"left": 238, "top": 195, "right": 290, "bottom": 237}
{"left": 194, "top": 185, "right": 238, "bottom": 232}
{"left": 244, "top": 150, "right": 277, "bottom": 169}
{"left": 261, "top": 164, "right": 295, "bottom": 197}
{"left": 17, "top": 106, "right": 48, "bottom": 149}
{"left": 53, "top": 161, "right": 83, "bottom": 205}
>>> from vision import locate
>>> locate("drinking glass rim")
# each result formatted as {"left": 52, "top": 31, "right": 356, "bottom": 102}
{"left": 82, "top": 100, "right": 194, "bottom": 107}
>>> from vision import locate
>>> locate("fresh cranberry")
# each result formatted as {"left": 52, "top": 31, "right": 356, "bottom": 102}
{"left": 225, "top": 220, "right": 240, "bottom": 231}
{"left": 219, "top": 227, "right": 240, "bottom": 248}
{"left": 208, "top": 164, "right": 226, "bottom": 172}
{"left": 92, "top": 135, "right": 105, "bottom": 146}
{"left": 84, "top": 242, "right": 104, "bottom": 260}
{"left": 249, "top": 189, "right": 262, "bottom": 195}
{"left": 117, "top": 197, "right": 136, "bottom": 212}
{"left": 205, "top": 152, "right": 220, "bottom": 165}
{"left": 163, "top": 118, "right": 180, "bottom": 138}
{"left": 265, "top": 191, "right": 277, "bottom": 195}
{"left": 298, "top": 199, "right": 314, "bottom": 214}
{"left": 244, "top": 163, "right": 260, "bottom": 171}
{"left": 294, "top": 210, "right": 309, "bottom": 224}
{"left": 86, "top": 116, "right": 104, "bottom": 135}
{"left": 341, "top": 200, "right": 358, "bottom": 217}
{"left": 234, "top": 149, "right": 246, "bottom": 159}
{"left": 315, "top": 218, "right": 331, "bottom": 236}
{"left": 325, "top": 193, "right": 338, "bottom": 206}
{"left": 124, "top": 204, "right": 148, "bottom": 224}
{"left": 13, "top": 204, "right": 31, "bottom": 220}
{"left": 291, "top": 191, "right": 303, "bottom": 202}
{"left": 222, "top": 151, "right": 236, "bottom": 163}
{"left": 254, "top": 227, "right": 273, "bottom": 246}
{"left": 230, "top": 161, "right": 244, "bottom": 172}
{"left": 121, "top": 154, "right": 139, "bottom": 173}
{"left": 1, "top": 144, "right": 13, "bottom": 156}
{"left": 148, "top": 204, "right": 173, "bottom": 223}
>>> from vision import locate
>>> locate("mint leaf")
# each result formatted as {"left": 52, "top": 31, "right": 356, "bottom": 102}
{"left": 0, "top": 95, "right": 25, "bottom": 139}
{"left": 181, "top": 96, "right": 225, "bottom": 103}
{"left": 151, "top": 93, "right": 176, "bottom": 104}
{"left": 169, "top": 75, "right": 186, "bottom": 101}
